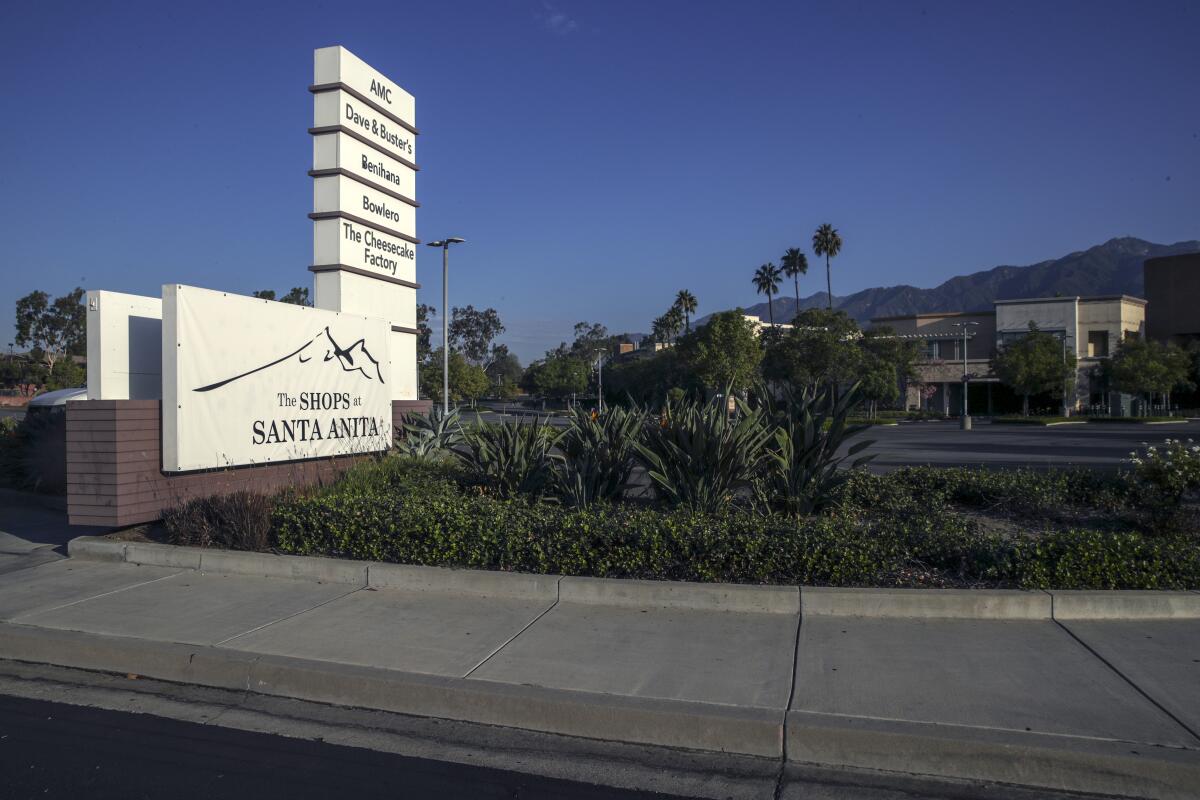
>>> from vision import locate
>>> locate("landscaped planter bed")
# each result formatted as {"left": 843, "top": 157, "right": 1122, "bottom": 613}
{"left": 159, "top": 458, "right": 1200, "bottom": 591}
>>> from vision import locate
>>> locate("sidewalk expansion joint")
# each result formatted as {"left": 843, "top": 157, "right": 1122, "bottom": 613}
{"left": 13, "top": 571, "right": 184, "bottom": 620}
{"left": 462, "top": 577, "right": 563, "bottom": 678}
{"left": 213, "top": 586, "right": 365, "bottom": 647}
{"left": 774, "top": 588, "right": 803, "bottom": 800}
{"left": 1052, "top": 618, "right": 1200, "bottom": 746}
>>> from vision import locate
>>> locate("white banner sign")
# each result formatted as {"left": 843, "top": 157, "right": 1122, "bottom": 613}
{"left": 314, "top": 45, "right": 415, "bottom": 128}
{"left": 313, "top": 173, "right": 416, "bottom": 240}
{"left": 314, "top": 90, "right": 416, "bottom": 165}
{"left": 312, "top": 217, "right": 416, "bottom": 281}
{"left": 162, "top": 285, "right": 392, "bottom": 472}
{"left": 313, "top": 131, "right": 416, "bottom": 201}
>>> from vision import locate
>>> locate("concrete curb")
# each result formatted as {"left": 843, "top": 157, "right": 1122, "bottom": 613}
{"left": 559, "top": 576, "right": 800, "bottom": 614}
{"left": 0, "top": 623, "right": 782, "bottom": 758}
{"left": 1050, "top": 590, "right": 1200, "bottom": 620}
{"left": 801, "top": 587, "right": 1052, "bottom": 620}
{"left": 368, "top": 562, "right": 558, "bottom": 602}
{"left": 786, "top": 710, "right": 1200, "bottom": 800}
{"left": 66, "top": 537, "right": 1200, "bottom": 619}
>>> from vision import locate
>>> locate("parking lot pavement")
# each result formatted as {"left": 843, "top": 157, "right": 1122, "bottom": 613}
{"left": 842, "top": 419, "right": 1200, "bottom": 472}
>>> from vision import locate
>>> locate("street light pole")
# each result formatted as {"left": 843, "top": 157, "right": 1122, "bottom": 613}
{"left": 1062, "top": 335, "right": 1069, "bottom": 417}
{"left": 951, "top": 321, "right": 978, "bottom": 428}
{"left": 426, "top": 238, "right": 465, "bottom": 415}
{"left": 593, "top": 349, "right": 605, "bottom": 414}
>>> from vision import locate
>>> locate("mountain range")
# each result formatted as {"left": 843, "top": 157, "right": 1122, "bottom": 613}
{"left": 699, "top": 237, "right": 1199, "bottom": 328}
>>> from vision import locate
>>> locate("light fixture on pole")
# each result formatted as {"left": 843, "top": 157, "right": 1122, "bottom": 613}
{"left": 426, "top": 238, "right": 465, "bottom": 415}
{"left": 951, "top": 321, "right": 979, "bottom": 429}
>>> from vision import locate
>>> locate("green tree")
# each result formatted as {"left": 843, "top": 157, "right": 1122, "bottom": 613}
{"left": 603, "top": 348, "right": 696, "bottom": 406}
{"left": 416, "top": 304, "right": 436, "bottom": 363}
{"left": 422, "top": 347, "right": 490, "bottom": 406}
{"left": 1106, "top": 335, "right": 1192, "bottom": 414}
{"left": 253, "top": 287, "right": 311, "bottom": 306}
{"left": 674, "top": 290, "right": 698, "bottom": 332}
{"left": 650, "top": 315, "right": 669, "bottom": 343}
{"left": 857, "top": 327, "right": 919, "bottom": 418}
{"left": 762, "top": 308, "right": 862, "bottom": 394}
{"left": 14, "top": 288, "right": 86, "bottom": 373}
{"left": 566, "top": 321, "right": 611, "bottom": 358}
{"left": 811, "top": 224, "right": 843, "bottom": 310}
{"left": 752, "top": 263, "right": 782, "bottom": 326}
{"left": 279, "top": 287, "right": 312, "bottom": 306}
{"left": 663, "top": 306, "right": 684, "bottom": 342}
{"left": 532, "top": 354, "right": 590, "bottom": 401}
{"left": 449, "top": 305, "right": 504, "bottom": 364}
{"left": 780, "top": 247, "right": 808, "bottom": 317}
{"left": 990, "top": 323, "right": 1076, "bottom": 416}
{"left": 676, "top": 310, "right": 763, "bottom": 394}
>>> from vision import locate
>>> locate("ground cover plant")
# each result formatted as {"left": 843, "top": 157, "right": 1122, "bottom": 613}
{"left": 156, "top": 388, "right": 1200, "bottom": 591}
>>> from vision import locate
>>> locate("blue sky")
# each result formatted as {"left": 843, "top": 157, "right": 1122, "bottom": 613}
{"left": 1, "top": 0, "right": 1197, "bottom": 363}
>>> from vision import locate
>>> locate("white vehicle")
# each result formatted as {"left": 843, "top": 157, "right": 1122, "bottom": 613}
{"left": 26, "top": 387, "right": 87, "bottom": 416}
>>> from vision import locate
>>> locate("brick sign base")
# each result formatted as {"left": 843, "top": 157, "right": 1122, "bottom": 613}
{"left": 67, "top": 399, "right": 431, "bottom": 527}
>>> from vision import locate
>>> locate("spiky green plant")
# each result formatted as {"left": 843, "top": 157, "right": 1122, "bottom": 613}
{"left": 554, "top": 406, "right": 645, "bottom": 507}
{"left": 457, "top": 417, "right": 561, "bottom": 500}
{"left": 756, "top": 383, "right": 875, "bottom": 516}
{"left": 634, "top": 393, "right": 771, "bottom": 513}
{"left": 395, "top": 406, "right": 463, "bottom": 460}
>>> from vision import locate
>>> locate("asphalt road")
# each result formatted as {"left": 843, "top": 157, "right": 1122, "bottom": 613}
{"left": 853, "top": 419, "right": 1200, "bottom": 472}
{"left": 0, "top": 694, "right": 686, "bottom": 800}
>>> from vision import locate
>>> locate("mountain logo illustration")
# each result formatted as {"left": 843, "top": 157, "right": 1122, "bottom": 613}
{"left": 193, "top": 327, "right": 385, "bottom": 392}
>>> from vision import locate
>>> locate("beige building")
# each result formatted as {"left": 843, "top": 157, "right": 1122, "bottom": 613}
{"left": 872, "top": 295, "right": 1146, "bottom": 415}
{"left": 742, "top": 314, "right": 793, "bottom": 335}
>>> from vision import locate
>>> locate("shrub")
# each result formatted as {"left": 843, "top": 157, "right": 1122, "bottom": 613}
{"left": 756, "top": 385, "right": 875, "bottom": 516}
{"left": 1004, "top": 530, "right": 1200, "bottom": 589}
{"left": 992, "top": 415, "right": 1076, "bottom": 425}
{"left": 1127, "top": 438, "right": 1200, "bottom": 534}
{"left": 456, "top": 418, "right": 561, "bottom": 500}
{"left": 154, "top": 455, "right": 1200, "bottom": 591}
{"left": 395, "top": 406, "right": 463, "bottom": 460}
{"left": 635, "top": 395, "right": 771, "bottom": 513}
{"left": 0, "top": 411, "right": 67, "bottom": 493}
{"left": 163, "top": 491, "right": 273, "bottom": 551}
{"left": 553, "top": 406, "right": 645, "bottom": 508}
{"left": 871, "top": 466, "right": 1132, "bottom": 518}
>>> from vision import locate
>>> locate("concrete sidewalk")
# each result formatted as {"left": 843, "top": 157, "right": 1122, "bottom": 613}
{"left": 0, "top": 540, "right": 1198, "bottom": 799}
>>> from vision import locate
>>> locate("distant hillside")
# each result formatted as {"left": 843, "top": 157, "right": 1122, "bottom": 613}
{"left": 704, "top": 237, "right": 1200, "bottom": 326}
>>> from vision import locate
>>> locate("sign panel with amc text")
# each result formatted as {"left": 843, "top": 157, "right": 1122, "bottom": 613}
{"left": 313, "top": 173, "right": 416, "bottom": 240}
{"left": 162, "top": 285, "right": 392, "bottom": 472}
{"left": 314, "top": 90, "right": 416, "bottom": 166}
{"left": 313, "top": 131, "right": 416, "bottom": 202}
{"left": 314, "top": 45, "right": 415, "bottom": 128}
{"left": 312, "top": 217, "right": 416, "bottom": 282}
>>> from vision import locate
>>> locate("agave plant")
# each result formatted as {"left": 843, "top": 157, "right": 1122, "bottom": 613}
{"left": 554, "top": 406, "right": 645, "bottom": 507}
{"left": 756, "top": 383, "right": 875, "bottom": 516}
{"left": 634, "top": 393, "right": 771, "bottom": 514}
{"left": 395, "top": 406, "right": 464, "bottom": 460}
{"left": 456, "top": 417, "right": 561, "bottom": 500}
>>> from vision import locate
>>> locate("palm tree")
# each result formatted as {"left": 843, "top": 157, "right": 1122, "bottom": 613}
{"left": 674, "top": 289, "right": 698, "bottom": 332}
{"left": 812, "top": 224, "right": 843, "bottom": 310}
{"left": 780, "top": 247, "right": 808, "bottom": 319}
{"left": 752, "top": 262, "right": 783, "bottom": 326}
{"left": 664, "top": 306, "right": 685, "bottom": 341}
{"left": 650, "top": 315, "right": 667, "bottom": 343}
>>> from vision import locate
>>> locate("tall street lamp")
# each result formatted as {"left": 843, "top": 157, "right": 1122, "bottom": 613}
{"left": 593, "top": 348, "right": 606, "bottom": 414}
{"left": 426, "top": 238, "right": 465, "bottom": 415}
{"left": 951, "top": 321, "right": 978, "bottom": 429}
